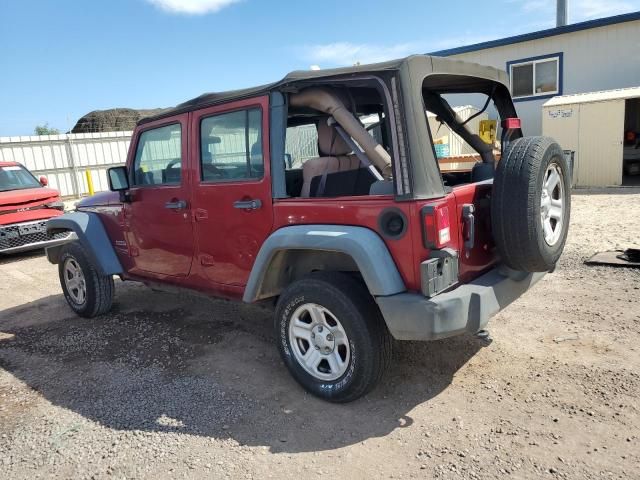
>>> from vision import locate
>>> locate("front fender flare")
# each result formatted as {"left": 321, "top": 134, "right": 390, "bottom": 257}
{"left": 46, "top": 212, "right": 123, "bottom": 276}
{"left": 243, "top": 225, "right": 406, "bottom": 302}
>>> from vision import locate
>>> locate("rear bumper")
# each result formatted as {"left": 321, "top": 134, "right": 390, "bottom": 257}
{"left": 0, "top": 219, "right": 72, "bottom": 254}
{"left": 376, "top": 267, "right": 546, "bottom": 341}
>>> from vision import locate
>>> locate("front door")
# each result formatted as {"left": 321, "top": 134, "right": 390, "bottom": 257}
{"left": 190, "top": 96, "right": 273, "bottom": 286}
{"left": 125, "top": 115, "right": 195, "bottom": 278}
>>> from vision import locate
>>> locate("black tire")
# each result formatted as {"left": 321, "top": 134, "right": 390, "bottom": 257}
{"left": 492, "top": 136, "right": 571, "bottom": 272}
{"left": 58, "top": 241, "right": 114, "bottom": 318}
{"left": 274, "top": 272, "right": 392, "bottom": 403}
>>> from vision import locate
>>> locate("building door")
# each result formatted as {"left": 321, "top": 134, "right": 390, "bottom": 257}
{"left": 577, "top": 100, "right": 625, "bottom": 187}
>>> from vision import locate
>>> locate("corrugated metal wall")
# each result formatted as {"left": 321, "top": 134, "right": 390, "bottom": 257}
{"left": 0, "top": 131, "right": 131, "bottom": 197}
{"left": 427, "top": 106, "right": 488, "bottom": 156}
{"left": 0, "top": 126, "right": 353, "bottom": 196}
{"left": 286, "top": 125, "right": 319, "bottom": 168}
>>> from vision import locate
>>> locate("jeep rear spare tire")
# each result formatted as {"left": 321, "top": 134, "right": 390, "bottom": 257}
{"left": 492, "top": 136, "right": 571, "bottom": 272}
{"left": 275, "top": 272, "right": 392, "bottom": 403}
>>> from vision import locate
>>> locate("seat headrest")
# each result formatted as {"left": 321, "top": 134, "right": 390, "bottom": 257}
{"left": 317, "top": 118, "right": 351, "bottom": 156}
{"left": 251, "top": 141, "right": 261, "bottom": 156}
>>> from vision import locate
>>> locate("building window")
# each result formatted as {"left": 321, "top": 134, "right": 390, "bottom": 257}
{"left": 507, "top": 53, "right": 562, "bottom": 101}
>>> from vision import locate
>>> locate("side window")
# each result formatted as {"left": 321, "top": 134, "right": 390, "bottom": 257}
{"left": 200, "top": 108, "right": 263, "bottom": 182}
{"left": 285, "top": 123, "right": 318, "bottom": 170}
{"left": 284, "top": 115, "right": 384, "bottom": 171}
{"left": 362, "top": 113, "right": 385, "bottom": 146}
{"left": 132, "top": 123, "right": 182, "bottom": 186}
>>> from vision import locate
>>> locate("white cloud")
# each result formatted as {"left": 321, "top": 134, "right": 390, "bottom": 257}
{"left": 431, "top": 33, "right": 504, "bottom": 50}
{"left": 513, "top": 0, "right": 638, "bottom": 22}
{"left": 145, "top": 0, "right": 240, "bottom": 14}
{"left": 299, "top": 34, "right": 521, "bottom": 66}
{"left": 572, "top": 0, "right": 637, "bottom": 21}
{"left": 299, "top": 42, "right": 417, "bottom": 67}
{"left": 299, "top": 1, "right": 640, "bottom": 67}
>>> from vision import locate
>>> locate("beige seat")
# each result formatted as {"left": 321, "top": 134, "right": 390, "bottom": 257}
{"left": 301, "top": 118, "right": 361, "bottom": 197}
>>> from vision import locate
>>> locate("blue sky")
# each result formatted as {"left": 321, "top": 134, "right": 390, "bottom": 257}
{"left": 1, "top": 0, "right": 639, "bottom": 136}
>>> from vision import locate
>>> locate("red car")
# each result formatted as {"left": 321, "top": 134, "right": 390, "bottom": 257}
{"left": 46, "top": 56, "right": 571, "bottom": 402}
{"left": 0, "top": 162, "right": 70, "bottom": 254}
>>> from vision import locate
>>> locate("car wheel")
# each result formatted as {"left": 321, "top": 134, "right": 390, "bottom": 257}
{"left": 58, "top": 241, "right": 114, "bottom": 318}
{"left": 492, "top": 136, "right": 571, "bottom": 272}
{"left": 274, "top": 272, "right": 392, "bottom": 403}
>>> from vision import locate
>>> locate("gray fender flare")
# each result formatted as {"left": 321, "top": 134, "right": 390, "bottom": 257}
{"left": 46, "top": 212, "right": 123, "bottom": 276}
{"left": 243, "top": 225, "right": 406, "bottom": 302}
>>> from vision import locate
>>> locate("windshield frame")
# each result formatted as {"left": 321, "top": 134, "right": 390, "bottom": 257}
{"left": 0, "top": 164, "right": 43, "bottom": 192}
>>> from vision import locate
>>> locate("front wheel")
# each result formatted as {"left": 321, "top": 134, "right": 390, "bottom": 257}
{"left": 58, "top": 242, "right": 114, "bottom": 318}
{"left": 274, "top": 272, "right": 392, "bottom": 403}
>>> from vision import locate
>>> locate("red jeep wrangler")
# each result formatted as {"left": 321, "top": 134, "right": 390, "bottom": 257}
{"left": 46, "top": 56, "right": 570, "bottom": 402}
{"left": 0, "top": 162, "right": 69, "bottom": 254}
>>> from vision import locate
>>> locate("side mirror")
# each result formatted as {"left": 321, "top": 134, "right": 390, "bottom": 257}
{"left": 39, "top": 176, "right": 48, "bottom": 186}
{"left": 108, "top": 166, "right": 129, "bottom": 191}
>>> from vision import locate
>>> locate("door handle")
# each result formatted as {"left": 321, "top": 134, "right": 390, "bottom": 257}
{"left": 233, "top": 199, "right": 262, "bottom": 210}
{"left": 462, "top": 204, "right": 475, "bottom": 250}
{"left": 165, "top": 199, "right": 188, "bottom": 210}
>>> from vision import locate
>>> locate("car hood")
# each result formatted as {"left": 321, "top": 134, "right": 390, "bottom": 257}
{"left": 77, "top": 191, "right": 121, "bottom": 208}
{"left": 0, "top": 187, "right": 60, "bottom": 208}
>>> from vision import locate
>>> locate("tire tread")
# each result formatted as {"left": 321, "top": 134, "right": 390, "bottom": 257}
{"left": 59, "top": 242, "right": 114, "bottom": 318}
{"left": 492, "top": 136, "right": 570, "bottom": 271}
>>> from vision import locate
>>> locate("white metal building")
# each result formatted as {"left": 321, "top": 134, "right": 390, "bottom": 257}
{"left": 542, "top": 87, "right": 640, "bottom": 187}
{"left": 431, "top": 11, "right": 640, "bottom": 138}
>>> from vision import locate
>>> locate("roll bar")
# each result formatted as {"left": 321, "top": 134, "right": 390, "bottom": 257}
{"left": 289, "top": 87, "right": 392, "bottom": 177}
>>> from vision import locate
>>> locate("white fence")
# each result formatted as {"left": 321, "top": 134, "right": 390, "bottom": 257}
{"left": 0, "top": 131, "right": 132, "bottom": 197}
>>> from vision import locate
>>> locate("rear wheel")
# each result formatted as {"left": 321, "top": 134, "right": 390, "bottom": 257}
{"left": 274, "top": 272, "right": 392, "bottom": 403}
{"left": 492, "top": 136, "right": 571, "bottom": 272}
{"left": 59, "top": 242, "right": 114, "bottom": 318}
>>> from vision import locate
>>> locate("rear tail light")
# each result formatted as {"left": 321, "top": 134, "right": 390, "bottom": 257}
{"left": 501, "top": 118, "right": 522, "bottom": 153}
{"left": 501, "top": 117, "right": 522, "bottom": 130}
{"left": 421, "top": 205, "right": 451, "bottom": 249}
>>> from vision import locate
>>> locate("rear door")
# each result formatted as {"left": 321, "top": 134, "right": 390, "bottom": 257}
{"left": 452, "top": 182, "right": 497, "bottom": 283}
{"left": 124, "top": 115, "right": 195, "bottom": 278}
{"left": 190, "top": 96, "right": 273, "bottom": 286}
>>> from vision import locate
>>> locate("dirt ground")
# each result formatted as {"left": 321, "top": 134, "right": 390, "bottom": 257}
{"left": 1, "top": 190, "right": 639, "bottom": 480}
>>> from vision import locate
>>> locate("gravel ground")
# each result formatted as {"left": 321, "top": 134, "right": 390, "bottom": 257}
{"left": 1, "top": 190, "right": 639, "bottom": 479}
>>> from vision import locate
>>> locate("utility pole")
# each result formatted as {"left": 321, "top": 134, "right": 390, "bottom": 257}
{"left": 557, "top": 0, "right": 568, "bottom": 27}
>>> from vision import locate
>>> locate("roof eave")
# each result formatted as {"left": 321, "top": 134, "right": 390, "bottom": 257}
{"left": 430, "top": 11, "right": 640, "bottom": 57}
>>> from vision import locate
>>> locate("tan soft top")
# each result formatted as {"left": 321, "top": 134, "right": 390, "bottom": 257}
{"left": 139, "top": 55, "right": 509, "bottom": 125}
